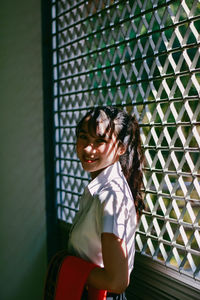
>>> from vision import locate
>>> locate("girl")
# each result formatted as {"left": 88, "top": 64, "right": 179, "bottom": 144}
{"left": 68, "top": 106, "right": 144, "bottom": 299}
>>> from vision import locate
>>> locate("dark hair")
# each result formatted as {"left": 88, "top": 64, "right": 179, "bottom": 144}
{"left": 76, "top": 106, "right": 145, "bottom": 218}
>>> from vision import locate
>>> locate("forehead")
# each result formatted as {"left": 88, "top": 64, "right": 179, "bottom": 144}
{"left": 79, "top": 114, "right": 113, "bottom": 138}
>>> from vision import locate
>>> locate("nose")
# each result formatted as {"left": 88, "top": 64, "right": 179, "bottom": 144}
{"left": 84, "top": 143, "right": 96, "bottom": 155}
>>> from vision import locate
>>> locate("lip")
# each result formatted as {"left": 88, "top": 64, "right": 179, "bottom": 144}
{"left": 83, "top": 157, "right": 98, "bottom": 163}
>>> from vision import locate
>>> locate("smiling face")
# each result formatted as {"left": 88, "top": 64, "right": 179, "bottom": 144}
{"left": 76, "top": 115, "right": 124, "bottom": 179}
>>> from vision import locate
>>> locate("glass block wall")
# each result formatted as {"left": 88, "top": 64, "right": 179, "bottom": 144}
{"left": 51, "top": 0, "right": 200, "bottom": 281}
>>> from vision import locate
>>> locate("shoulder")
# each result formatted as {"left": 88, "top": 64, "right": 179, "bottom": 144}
{"left": 97, "top": 175, "right": 134, "bottom": 209}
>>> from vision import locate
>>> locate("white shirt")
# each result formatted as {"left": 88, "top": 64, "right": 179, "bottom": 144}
{"left": 68, "top": 161, "right": 137, "bottom": 275}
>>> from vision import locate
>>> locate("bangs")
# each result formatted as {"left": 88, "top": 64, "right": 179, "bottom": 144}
{"left": 76, "top": 108, "right": 115, "bottom": 138}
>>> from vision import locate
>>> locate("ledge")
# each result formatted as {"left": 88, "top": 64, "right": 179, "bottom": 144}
{"left": 126, "top": 252, "right": 200, "bottom": 300}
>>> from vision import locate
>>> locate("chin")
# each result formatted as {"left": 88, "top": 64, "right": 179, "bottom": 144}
{"left": 82, "top": 164, "right": 97, "bottom": 172}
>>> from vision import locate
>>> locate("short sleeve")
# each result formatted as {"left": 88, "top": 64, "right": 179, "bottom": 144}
{"left": 98, "top": 187, "right": 128, "bottom": 240}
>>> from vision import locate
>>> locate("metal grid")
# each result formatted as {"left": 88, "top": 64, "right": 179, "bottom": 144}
{"left": 51, "top": 0, "right": 200, "bottom": 280}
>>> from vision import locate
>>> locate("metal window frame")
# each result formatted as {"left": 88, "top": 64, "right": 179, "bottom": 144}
{"left": 44, "top": 0, "right": 200, "bottom": 291}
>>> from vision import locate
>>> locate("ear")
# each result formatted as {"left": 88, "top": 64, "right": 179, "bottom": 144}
{"left": 117, "top": 143, "right": 126, "bottom": 156}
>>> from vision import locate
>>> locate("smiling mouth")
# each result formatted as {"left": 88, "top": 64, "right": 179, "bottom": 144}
{"left": 83, "top": 157, "right": 97, "bottom": 163}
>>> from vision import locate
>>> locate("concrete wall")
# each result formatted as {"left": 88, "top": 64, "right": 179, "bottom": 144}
{"left": 0, "top": 1, "right": 47, "bottom": 299}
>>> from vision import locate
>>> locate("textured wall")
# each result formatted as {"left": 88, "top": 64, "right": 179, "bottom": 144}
{"left": 0, "top": 1, "right": 47, "bottom": 299}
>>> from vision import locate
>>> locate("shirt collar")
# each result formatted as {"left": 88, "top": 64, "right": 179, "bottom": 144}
{"left": 87, "top": 161, "right": 123, "bottom": 196}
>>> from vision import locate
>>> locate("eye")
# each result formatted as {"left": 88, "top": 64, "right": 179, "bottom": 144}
{"left": 78, "top": 134, "right": 87, "bottom": 139}
{"left": 96, "top": 138, "right": 107, "bottom": 144}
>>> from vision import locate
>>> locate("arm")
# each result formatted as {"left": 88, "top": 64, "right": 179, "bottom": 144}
{"left": 86, "top": 232, "right": 129, "bottom": 294}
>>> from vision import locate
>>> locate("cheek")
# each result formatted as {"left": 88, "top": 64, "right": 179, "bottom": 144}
{"left": 98, "top": 144, "right": 108, "bottom": 153}
{"left": 76, "top": 142, "right": 82, "bottom": 155}
{"left": 99, "top": 143, "right": 115, "bottom": 157}
{"left": 108, "top": 143, "right": 120, "bottom": 158}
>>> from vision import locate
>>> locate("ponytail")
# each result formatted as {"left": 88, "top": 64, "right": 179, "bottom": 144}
{"left": 118, "top": 115, "right": 145, "bottom": 219}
